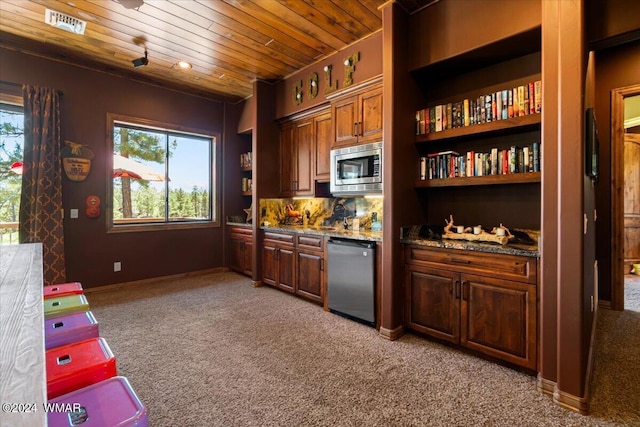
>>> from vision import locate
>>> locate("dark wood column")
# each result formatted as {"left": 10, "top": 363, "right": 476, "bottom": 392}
{"left": 541, "top": 0, "right": 592, "bottom": 414}
{"left": 251, "top": 80, "right": 280, "bottom": 286}
{"left": 379, "top": 1, "right": 423, "bottom": 339}
{"left": 538, "top": 0, "right": 560, "bottom": 396}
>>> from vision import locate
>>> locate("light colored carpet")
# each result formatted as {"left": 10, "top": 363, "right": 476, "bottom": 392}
{"left": 625, "top": 274, "right": 640, "bottom": 312}
{"left": 86, "top": 272, "right": 639, "bottom": 426}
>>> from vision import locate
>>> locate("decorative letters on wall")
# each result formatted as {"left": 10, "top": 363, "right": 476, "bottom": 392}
{"left": 293, "top": 52, "right": 360, "bottom": 106}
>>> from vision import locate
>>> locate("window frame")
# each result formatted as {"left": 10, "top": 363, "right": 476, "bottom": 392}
{"left": 106, "top": 113, "right": 220, "bottom": 233}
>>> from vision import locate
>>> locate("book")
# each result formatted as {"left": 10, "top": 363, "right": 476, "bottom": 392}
{"left": 442, "top": 105, "right": 448, "bottom": 130}
{"left": 496, "top": 91, "right": 503, "bottom": 121}
{"left": 435, "top": 105, "right": 443, "bottom": 132}
{"left": 502, "top": 149, "right": 509, "bottom": 174}
{"left": 429, "top": 107, "right": 436, "bottom": 133}
{"left": 523, "top": 146, "right": 530, "bottom": 172}
{"left": 533, "top": 142, "right": 540, "bottom": 172}
{"left": 492, "top": 92, "right": 497, "bottom": 121}
{"left": 529, "top": 82, "right": 535, "bottom": 114}
{"left": 508, "top": 89, "right": 514, "bottom": 118}
{"left": 485, "top": 94, "right": 493, "bottom": 122}
{"left": 466, "top": 151, "right": 474, "bottom": 177}
{"left": 490, "top": 148, "right": 498, "bottom": 175}
{"left": 501, "top": 90, "right": 508, "bottom": 119}
{"left": 463, "top": 99, "right": 470, "bottom": 127}
{"left": 420, "top": 156, "right": 426, "bottom": 180}
{"left": 446, "top": 103, "right": 453, "bottom": 129}
{"left": 509, "top": 146, "right": 517, "bottom": 173}
{"left": 518, "top": 86, "right": 525, "bottom": 116}
{"left": 524, "top": 85, "right": 530, "bottom": 115}
{"left": 512, "top": 87, "right": 519, "bottom": 117}
{"left": 534, "top": 81, "right": 542, "bottom": 113}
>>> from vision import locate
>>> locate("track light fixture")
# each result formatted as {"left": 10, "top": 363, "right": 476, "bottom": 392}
{"left": 132, "top": 49, "right": 148, "bottom": 68}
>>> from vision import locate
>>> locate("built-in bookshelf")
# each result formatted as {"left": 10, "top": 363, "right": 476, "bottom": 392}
{"left": 240, "top": 151, "right": 252, "bottom": 196}
{"left": 417, "top": 115, "right": 541, "bottom": 185}
{"left": 411, "top": 30, "right": 542, "bottom": 230}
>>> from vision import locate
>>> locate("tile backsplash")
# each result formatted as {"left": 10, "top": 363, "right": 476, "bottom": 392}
{"left": 260, "top": 197, "right": 383, "bottom": 230}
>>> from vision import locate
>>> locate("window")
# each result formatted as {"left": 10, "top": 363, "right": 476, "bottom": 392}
{"left": 0, "top": 102, "right": 24, "bottom": 244}
{"left": 108, "top": 114, "right": 219, "bottom": 231}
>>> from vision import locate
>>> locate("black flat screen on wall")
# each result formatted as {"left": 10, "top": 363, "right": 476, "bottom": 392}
{"left": 585, "top": 107, "right": 599, "bottom": 181}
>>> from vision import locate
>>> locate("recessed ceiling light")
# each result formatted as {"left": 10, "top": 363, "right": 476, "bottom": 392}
{"left": 176, "top": 61, "right": 192, "bottom": 69}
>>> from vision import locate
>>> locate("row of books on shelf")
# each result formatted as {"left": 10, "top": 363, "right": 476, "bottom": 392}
{"left": 240, "top": 152, "right": 252, "bottom": 169}
{"left": 416, "top": 81, "right": 542, "bottom": 135}
{"left": 419, "top": 143, "right": 540, "bottom": 180}
{"left": 241, "top": 177, "right": 252, "bottom": 192}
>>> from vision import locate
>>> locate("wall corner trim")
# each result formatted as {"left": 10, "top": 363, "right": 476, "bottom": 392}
{"left": 536, "top": 375, "right": 556, "bottom": 396}
{"left": 553, "top": 387, "right": 590, "bottom": 415}
{"left": 378, "top": 325, "right": 404, "bottom": 341}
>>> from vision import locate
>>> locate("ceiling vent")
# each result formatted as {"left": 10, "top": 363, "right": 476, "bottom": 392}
{"left": 45, "top": 9, "right": 87, "bottom": 35}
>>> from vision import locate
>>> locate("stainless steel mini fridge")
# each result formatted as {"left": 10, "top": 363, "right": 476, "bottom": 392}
{"left": 327, "top": 238, "right": 376, "bottom": 326}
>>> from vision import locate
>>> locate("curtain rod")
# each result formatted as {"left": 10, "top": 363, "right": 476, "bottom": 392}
{"left": 0, "top": 80, "right": 64, "bottom": 96}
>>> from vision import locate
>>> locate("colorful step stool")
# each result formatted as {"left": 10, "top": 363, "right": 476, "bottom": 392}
{"left": 45, "top": 311, "right": 99, "bottom": 350}
{"left": 44, "top": 294, "right": 90, "bottom": 320}
{"left": 47, "top": 376, "right": 148, "bottom": 427}
{"left": 44, "top": 282, "right": 83, "bottom": 299}
{"left": 46, "top": 337, "right": 117, "bottom": 400}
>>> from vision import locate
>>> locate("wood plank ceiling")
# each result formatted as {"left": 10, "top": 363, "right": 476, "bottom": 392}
{"left": 0, "top": 0, "right": 428, "bottom": 102}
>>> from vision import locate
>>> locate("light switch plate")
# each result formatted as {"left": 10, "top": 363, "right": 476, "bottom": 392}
{"left": 70, "top": 209, "right": 79, "bottom": 219}
{"left": 113, "top": 262, "right": 121, "bottom": 272}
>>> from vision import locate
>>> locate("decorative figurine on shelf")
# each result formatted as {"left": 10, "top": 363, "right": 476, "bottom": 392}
{"left": 443, "top": 215, "right": 513, "bottom": 245}
{"left": 243, "top": 203, "right": 253, "bottom": 224}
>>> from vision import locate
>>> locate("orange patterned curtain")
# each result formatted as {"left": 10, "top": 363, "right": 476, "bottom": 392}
{"left": 19, "top": 85, "right": 66, "bottom": 285}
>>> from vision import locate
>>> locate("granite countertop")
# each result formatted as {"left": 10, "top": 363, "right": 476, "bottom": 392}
{"left": 226, "top": 222, "right": 251, "bottom": 227}
{"left": 260, "top": 224, "right": 383, "bottom": 242}
{"left": 400, "top": 225, "right": 540, "bottom": 258}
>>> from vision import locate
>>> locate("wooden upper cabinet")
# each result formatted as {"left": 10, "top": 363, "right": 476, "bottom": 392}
{"left": 358, "top": 85, "right": 383, "bottom": 144}
{"left": 279, "top": 119, "right": 313, "bottom": 197}
{"left": 314, "top": 112, "right": 332, "bottom": 182}
{"left": 279, "top": 123, "right": 295, "bottom": 196}
{"left": 331, "top": 83, "right": 383, "bottom": 148}
{"left": 295, "top": 119, "right": 313, "bottom": 195}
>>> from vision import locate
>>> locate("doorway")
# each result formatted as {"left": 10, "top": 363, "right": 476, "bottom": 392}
{"left": 612, "top": 86, "right": 640, "bottom": 311}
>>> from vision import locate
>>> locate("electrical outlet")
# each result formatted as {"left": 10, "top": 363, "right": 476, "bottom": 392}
{"left": 70, "top": 209, "right": 79, "bottom": 219}
{"left": 114, "top": 261, "right": 121, "bottom": 272}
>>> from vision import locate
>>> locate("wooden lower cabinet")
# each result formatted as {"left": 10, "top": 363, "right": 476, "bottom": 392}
{"left": 261, "top": 231, "right": 325, "bottom": 304}
{"left": 405, "top": 245, "right": 537, "bottom": 370}
{"left": 296, "top": 234, "right": 324, "bottom": 304}
{"left": 229, "top": 226, "right": 253, "bottom": 277}
{"left": 262, "top": 232, "right": 295, "bottom": 293}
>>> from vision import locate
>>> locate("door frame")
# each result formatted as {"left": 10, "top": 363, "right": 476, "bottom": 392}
{"left": 611, "top": 83, "right": 640, "bottom": 311}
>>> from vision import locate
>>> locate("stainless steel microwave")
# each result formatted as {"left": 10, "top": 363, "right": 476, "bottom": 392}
{"left": 330, "top": 141, "right": 382, "bottom": 195}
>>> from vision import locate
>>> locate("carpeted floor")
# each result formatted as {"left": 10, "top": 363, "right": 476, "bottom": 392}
{"left": 86, "top": 272, "right": 640, "bottom": 426}
{"left": 624, "top": 274, "right": 640, "bottom": 312}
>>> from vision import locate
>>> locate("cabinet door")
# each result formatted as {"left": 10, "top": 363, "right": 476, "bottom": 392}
{"left": 277, "top": 248, "right": 295, "bottom": 293}
{"left": 229, "top": 238, "right": 244, "bottom": 273}
{"left": 296, "top": 250, "right": 323, "bottom": 303}
{"left": 295, "top": 119, "right": 313, "bottom": 195}
{"left": 243, "top": 240, "right": 253, "bottom": 276}
{"left": 279, "top": 124, "right": 295, "bottom": 196}
{"left": 332, "top": 95, "right": 358, "bottom": 147}
{"left": 405, "top": 264, "right": 460, "bottom": 344}
{"left": 358, "top": 86, "right": 383, "bottom": 144}
{"left": 460, "top": 274, "right": 536, "bottom": 369}
{"left": 314, "top": 112, "right": 332, "bottom": 182}
{"left": 262, "top": 244, "right": 278, "bottom": 286}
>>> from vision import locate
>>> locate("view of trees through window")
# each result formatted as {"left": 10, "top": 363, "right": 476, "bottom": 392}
{"left": 113, "top": 122, "right": 213, "bottom": 225}
{"left": 0, "top": 104, "right": 23, "bottom": 244}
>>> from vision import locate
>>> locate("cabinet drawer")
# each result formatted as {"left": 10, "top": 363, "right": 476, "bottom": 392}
{"left": 406, "top": 246, "right": 536, "bottom": 284}
{"left": 229, "top": 226, "right": 252, "bottom": 239}
{"left": 297, "top": 234, "right": 324, "bottom": 252}
{"left": 263, "top": 231, "right": 294, "bottom": 246}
